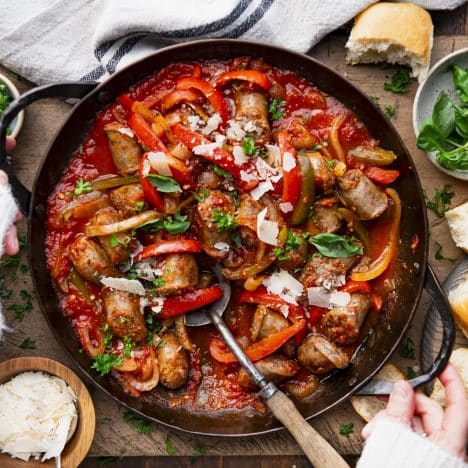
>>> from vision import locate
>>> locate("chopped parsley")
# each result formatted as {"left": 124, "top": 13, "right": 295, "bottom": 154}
{"left": 384, "top": 69, "right": 411, "bottom": 94}
{"left": 407, "top": 366, "right": 417, "bottom": 379}
{"left": 91, "top": 353, "right": 123, "bottom": 376}
{"left": 165, "top": 435, "right": 177, "bottom": 454}
{"left": 269, "top": 98, "right": 286, "bottom": 120}
{"left": 326, "top": 159, "right": 336, "bottom": 169}
{"left": 0, "top": 83, "right": 12, "bottom": 115}
{"left": 212, "top": 209, "right": 237, "bottom": 232}
{"left": 384, "top": 105, "right": 396, "bottom": 118}
{"left": 242, "top": 136, "right": 267, "bottom": 158}
{"left": 152, "top": 277, "right": 165, "bottom": 288}
{"left": 127, "top": 266, "right": 138, "bottom": 280}
{"left": 274, "top": 231, "right": 301, "bottom": 261}
{"left": 123, "top": 411, "right": 152, "bottom": 435}
{"left": 145, "top": 310, "right": 161, "bottom": 332}
{"left": 434, "top": 241, "right": 456, "bottom": 262}
{"left": 0, "top": 254, "right": 20, "bottom": 269}
{"left": 400, "top": 336, "right": 415, "bottom": 359}
{"left": 140, "top": 213, "right": 190, "bottom": 234}
{"left": 101, "top": 323, "right": 113, "bottom": 348}
{"left": 7, "top": 290, "right": 33, "bottom": 321}
{"left": 339, "top": 423, "right": 354, "bottom": 437}
{"left": 212, "top": 165, "right": 233, "bottom": 179}
{"left": 145, "top": 174, "right": 181, "bottom": 193}
{"left": 134, "top": 200, "right": 144, "bottom": 212}
{"left": 123, "top": 334, "right": 135, "bottom": 358}
{"left": 370, "top": 96, "right": 380, "bottom": 107}
{"left": 108, "top": 233, "right": 129, "bottom": 249}
{"left": 425, "top": 184, "right": 454, "bottom": 217}
{"left": 73, "top": 178, "right": 93, "bottom": 196}
{"left": 194, "top": 186, "right": 209, "bottom": 202}
{"left": 19, "top": 338, "right": 36, "bottom": 349}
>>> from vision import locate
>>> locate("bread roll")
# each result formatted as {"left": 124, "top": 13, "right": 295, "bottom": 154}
{"left": 445, "top": 201, "right": 468, "bottom": 254}
{"left": 345, "top": 2, "right": 433, "bottom": 82}
{"left": 448, "top": 276, "right": 468, "bottom": 338}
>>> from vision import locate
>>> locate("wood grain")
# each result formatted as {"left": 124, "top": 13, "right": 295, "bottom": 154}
{"left": 0, "top": 357, "right": 95, "bottom": 468}
{"left": 0, "top": 23, "right": 466, "bottom": 465}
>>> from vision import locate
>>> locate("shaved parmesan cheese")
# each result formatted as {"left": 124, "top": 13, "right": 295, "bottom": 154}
{"left": 101, "top": 277, "right": 146, "bottom": 295}
{"left": 329, "top": 291, "right": 351, "bottom": 307}
{"left": 240, "top": 170, "right": 257, "bottom": 183}
{"left": 187, "top": 115, "right": 202, "bottom": 131}
{"left": 307, "top": 287, "right": 331, "bottom": 308}
{"left": 283, "top": 152, "right": 296, "bottom": 172}
{"left": 201, "top": 113, "right": 221, "bottom": 135}
{"left": 265, "top": 144, "right": 281, "bottom": 166}
{"left": 279, "top": 202, "right": 293, "bottom": 213}
{"left": 263, "top": 269, "right": 304, "bottom": 305}
{"left": 151, "top": 297, "right": 165, "bottom": 315}
{"left": 193, "top": 142, "right": 219, "bottom": 156}
{"left": 0, "top": 371, "right": 77, "bottom": 462}
{"left": 117, "top": 126, "right": 134, "bottom": 138}
{"left": 141, "top": 158, "right": 151, "bottom": 176}
{"left": 250, "top": 180, "right": 274, "bottom": 201}
{"left": 244, "top": 120, "right": 257, "bottom": 133}
{"left": 233, "top": 145, "right": 248, "bottom": 166}
{"left": 214, "top": 133, "right": 226, "bottom": 146}
{"left": 256, "top": 207, "right": 279, "bottom": 246}
{"left": 214, "top": 242, "right": 230, "bottom": 253}
{"left": 226, "top": 120, "right": 246, "bottom": 141}
{"left": 147, "top": 151, "right": 172, "bottom": 176}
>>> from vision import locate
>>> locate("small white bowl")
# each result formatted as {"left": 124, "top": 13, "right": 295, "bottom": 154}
{"left": 0, "top": 72, "right": 24, "bottom": 139}
{"left": 412, "top": 48, "right": 468, "bottom": 181}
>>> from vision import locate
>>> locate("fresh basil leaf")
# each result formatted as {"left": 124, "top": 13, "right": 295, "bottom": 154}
{"left": 451, "top": 64, "right": 468, "bottom": 103}
{"left": 416, "top": 119, "right": 446, "bottom": 152}
{"left": 436, "top": 147, "right": 468, "bottom": 171}
{"left": 432, "top": 91, "right": 455, "bottom": 138}
{"left": 309, "top": 233, "right": 363, "bottom": 258}
{"left": 454, "top": 105, "right": 468, "bottom": 139}
{"left": 145, "top": 174, "right": 181, "bottom": 193}
{"left": 163, "top": 213, "right": 190, "bottom": 234}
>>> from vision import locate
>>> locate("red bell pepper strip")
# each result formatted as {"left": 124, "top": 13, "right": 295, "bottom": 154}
{"left": 340, "top": 280, "right": 371, "bottom": 294}
{"left": 171, "top": 123, "right": 258, "bottom": 190}
{"left": 370, "top": 293, "right": 383, "bottom": 312}
{"left": 136, "top": 239, "right": 201, "bottom": 261}
{"left": 191, "top": 64, "right": 202, "bottom": 78}
{"left": 209, "top": 319, "right": 306, "bottom": 364}
{"left": 411, "top": 234, "right": 419, "bottom": 253}
{"left": 277, "top": 130, "right": 301, "bottom": 207}
{"left": 138, "top": 154, "right": 164, "bottom": 211}
{"left": 118, "top": 93, "right": 134, "bottom": 110}
{"left": 157, "top": 286, "right": 223, "bottom": 319}
{"left": 161, "top": 89, "right": 201, "bottom": 111}
{"left": 176, "top": 77, "right": 229, "bottom": 125}
{"left": 239, "top": 287, "right": 306, "bottom": 345}
{"left": 307, "top": 306, "right": 327, "bottom": 327}
{"left": 363, "top": 166, "right": 400, "bottom": 185}
{"left": 215, "top": 70, "right": 271, "bottom": 91}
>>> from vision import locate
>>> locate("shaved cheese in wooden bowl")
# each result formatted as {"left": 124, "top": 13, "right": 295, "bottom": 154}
{"left": 0, "top": 371, "right": 78, "bottom": 462}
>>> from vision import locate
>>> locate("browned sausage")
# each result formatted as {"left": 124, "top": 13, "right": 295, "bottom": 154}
{"left": 283, "top": 373, "right": 320, "bottom": 398}
{"left": 91, "top": 209, "right": 131, "bottom": 265}
{"left": 68, "top": 235, "right": 115, "bottom": 283}
{"left": 156, "top": 253, "right": 198, "bottom": 296}
{"left": 321, "top": 293, "right": 371, "bottom": 345}
{"left": 251, "top": 305, "right": 295, "bottom": 357}
{"left": 237, "top": 355, "right": 299, "bottom": 390}
{"left": 306, "top": 152, "right": 336, "bottom": 194}
{"left": 275, "top": 230, "right": 308, "bottom": 271}
{"left": 233, "top": 90, "right": 270, "bottom": 144}
{"left": 103, "top": 288, "right": 146, "bottom": 343}
{"left": 109, "top": 183, "right": 146, "bottom": 217}
{"left": 307, "top": 205, "right": 341, "bottom": 236}
{"left": 299, "top": 254, "right": 358, "bottom": 289}
{"left": 157, "top": 331, "right": 189, "bottom": 389}
{"left": 297, "top": 334, "right": 349, "bottom": 374}
{"left": 104, "top": 123, "right": 141, "bottom": 174}
{"left": 196, "top": 190, "right": 235, "bottom": 260}
{"left": 338, "top": 169, "right": 388, "bottom": 220}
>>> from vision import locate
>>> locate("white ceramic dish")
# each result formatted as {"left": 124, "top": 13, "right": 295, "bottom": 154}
{"left": 412, "top": 48, "right": 468, "bottom": 181}
{"left": 0, "top": 72, "right": 24, "bottom": 139}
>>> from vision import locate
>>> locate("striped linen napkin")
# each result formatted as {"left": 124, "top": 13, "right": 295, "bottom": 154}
{"left": 0, "top": 0, "right": 464, "bottom": 85}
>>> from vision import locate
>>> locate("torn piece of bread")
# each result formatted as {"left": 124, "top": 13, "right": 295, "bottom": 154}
{"left": 448, "top": 275, "right": 468, "bottom": 338}
{"left": 430, "top": 348, "right": 467, "bottom": 406}
{"left": 445, "top": 201, "right": 468, "bottom": 254}
{"left": 345, "top": 2, "right": 433, "bottom": 82}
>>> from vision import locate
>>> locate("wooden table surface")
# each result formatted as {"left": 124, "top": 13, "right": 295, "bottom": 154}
{"left": 0, "top": 5, "right": 467, "bottom": 467}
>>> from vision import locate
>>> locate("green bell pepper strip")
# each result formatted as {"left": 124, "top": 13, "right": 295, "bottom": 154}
{"left": 290, "top": 153, "right": 315, "bottom": 226}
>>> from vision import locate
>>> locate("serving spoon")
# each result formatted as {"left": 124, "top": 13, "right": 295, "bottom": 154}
{"left": 185, "top": 266, "right": 349, "bottom": 468}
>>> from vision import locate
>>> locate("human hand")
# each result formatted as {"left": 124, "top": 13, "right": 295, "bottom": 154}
{"left": 1, "top": 136, "right": 23, "bottom": 255}
{"left": 362, "top": 363, "right": 467, "bottom": 461}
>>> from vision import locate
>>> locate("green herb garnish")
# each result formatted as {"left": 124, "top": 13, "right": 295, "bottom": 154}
{"left": 451, "top": 64, "right": 468, "bottom": 103}
{"left": 145, "top": 174, "right": 181, "bottom": 193}
{"left": 73, "top": 178, "right": 93, "bottom": 196}
{"left": 384, "top": 69, "right": 411, "bottom": 94}
{"left": 400, "top": 336, "right": 415, "bottom": 359}
{"left": 309, "top": 233, "right": 362, "bottom": 258}
{"left": 140, "top": 213, "right": 190, "bottom": 234}
{"left": 212, "top": 165, "right": 233, "bottom": 179}
{"left": 268, "top": 98, "right": 286, "bottom": 120}
{"left": 339, "top": 423, "right": 354, "bottom": 437}
{"left": 274, "top": 231, "right": 301, "bottom": 261}
{"left": 101, "top": 323, "right": 113, "bottom": 348}
{"left": 407, "top": 366, "right": 417, "bottom": 379}
{"left": 241, "top": 136, "right": 267, "bottom": 158}
{"left": 123, "top": 334, "right": 135, "bottom": 358}
{"left": 434, "top": 241, "right": 456, "bottom": 262}
{"left": 384, "top": 105, "right": 396, "bottom": 118}
{"left": 165, "top": 435, "right": 177, "bottom": 454}
{"left": 108, "top": 233, "right": 129, "bottom": 249}
{"left": 152, "top": 277, "right": 165, "bottom": 288}
{"left": 424, "top": 184, "right": 454, "bottom": 217}
{"left": 123, "top": 411, "right": 152, "bottom": 435}
{"left": 19, "top": 338, "right": 36, "bottom": 349}
{"left": 134, "top": 200, "right": 144, "bottom": 212}
{"left": 212, "top": 209, "right": 237, "bottom": 232}
{"left": 194, "top": 186, "right": 209, "bottom": 202}
{"left": 91, "top": 353, "right": 123, "bottom": 376}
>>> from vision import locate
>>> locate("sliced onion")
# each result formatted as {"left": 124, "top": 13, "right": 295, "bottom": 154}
{"left": 128, "top": 348, "right": 159, "bottom": 391}
{"left": 86, "top": 210, "right": 160, "bottom": 237}
{"left": 147, "top": 151, "right": 172, "bottom": 176}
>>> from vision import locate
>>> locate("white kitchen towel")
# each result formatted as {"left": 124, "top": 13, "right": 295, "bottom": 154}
{"left": 0, "top": 0, "right": 465, "bottom": 86}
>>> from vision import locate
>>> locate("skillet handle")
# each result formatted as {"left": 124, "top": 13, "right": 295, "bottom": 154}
{"left": 355, "top": 264, "right": 455, "bottom": 395}
{"left": 0, "top": 82, "right": 98, "bottom": 215}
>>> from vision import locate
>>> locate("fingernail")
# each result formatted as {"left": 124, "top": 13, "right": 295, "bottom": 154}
{"left": 0, "top": 171, "right": 8, "bottom": 184}
{"left": 392, "top": 381, "right": 408, "bottom": 399}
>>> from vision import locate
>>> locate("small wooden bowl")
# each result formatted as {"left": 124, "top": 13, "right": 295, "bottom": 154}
{"left": 0, "top": 357, "right": 95, "bottom": 468}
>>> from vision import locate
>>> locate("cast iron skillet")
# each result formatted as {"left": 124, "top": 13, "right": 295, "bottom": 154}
{"left": 0, "top": 39, "right": 454, "bottom": 436}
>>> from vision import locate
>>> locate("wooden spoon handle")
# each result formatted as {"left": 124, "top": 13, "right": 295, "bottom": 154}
{"left": 267, "top": 391, "right": 350, "bottom": 468}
